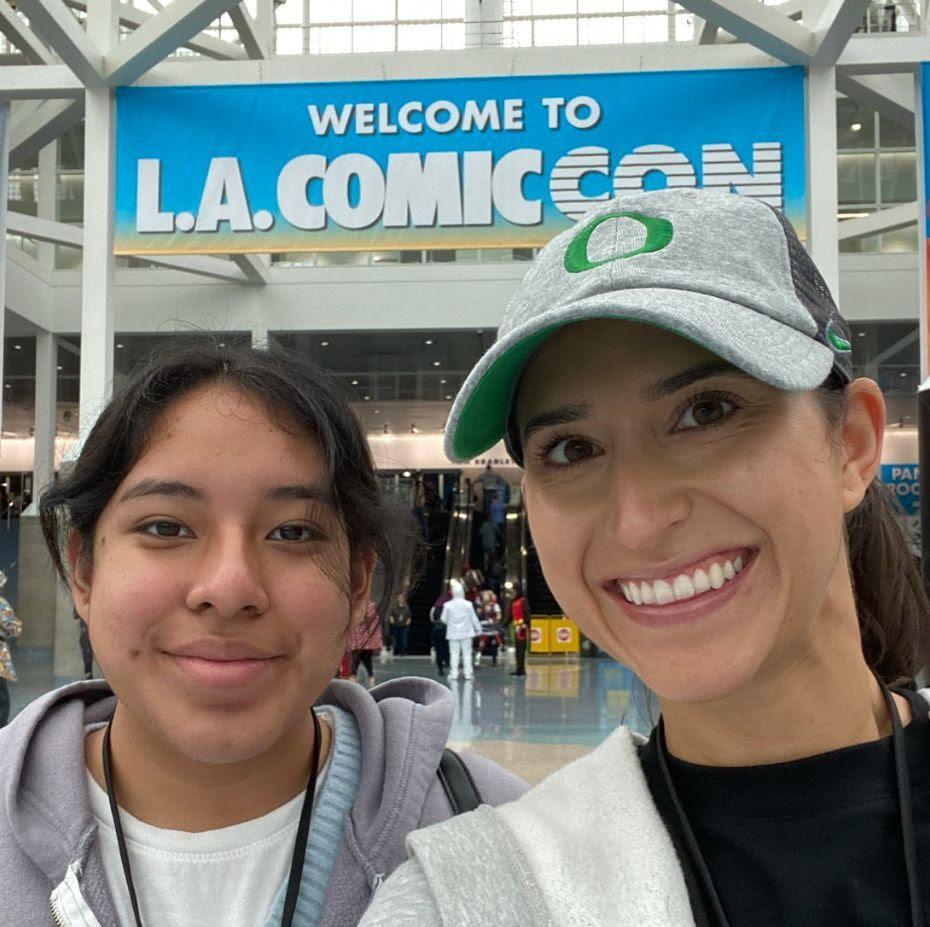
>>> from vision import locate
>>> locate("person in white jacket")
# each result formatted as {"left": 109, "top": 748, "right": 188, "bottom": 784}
{"left": 440, "top": 580, "right": 482, "bottom": 681}
{"left": 361, "top": 190, "right": 930, "bottom": 927}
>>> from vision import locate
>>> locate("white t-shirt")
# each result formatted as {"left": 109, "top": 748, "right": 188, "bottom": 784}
{"left": 86, "top": 719, "right": 332, "bottom": 927}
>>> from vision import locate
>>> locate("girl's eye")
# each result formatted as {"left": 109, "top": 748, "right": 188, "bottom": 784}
{"left": 141, "top": 521, "right": 191, "bottom": 539}
{"left": 676, "top": 396, "right": 736, "bottom": 431}
{"left": 545, "top": 437, "right": 599, "bottom": 467}
{"left": 269, "top": 524, "right": 321, "bottom": 543}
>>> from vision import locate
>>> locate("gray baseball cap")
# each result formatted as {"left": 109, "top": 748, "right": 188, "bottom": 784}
{"left": 444, "top": 188, "right": 853, "bottom": 464}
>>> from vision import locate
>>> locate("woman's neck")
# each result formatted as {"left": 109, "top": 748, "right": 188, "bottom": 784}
{"left": 660, "top": 590, "right": 913, "bottom": 768}
{"left": 85, "top": 708, "right": 330, "bottom": 832}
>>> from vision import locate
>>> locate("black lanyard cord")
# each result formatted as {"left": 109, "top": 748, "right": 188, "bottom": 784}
{"left": 656, "top": 678, "right": 922, "bottom": 927}
{"left": 102, "top": 708, "right": 323, "bottom": 927}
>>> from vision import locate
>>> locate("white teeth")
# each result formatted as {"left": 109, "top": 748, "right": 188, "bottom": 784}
{"left": 692, "top": 568, "right": 711, "bottom": 594}
{"left": 616, "top": 554, "right": 749, "bottom": 607}
{"left": 653, "top": 579, "right": 675, "bottom": 605}
{"left": 672, "top": 574, "right": 694, "bottom": 601}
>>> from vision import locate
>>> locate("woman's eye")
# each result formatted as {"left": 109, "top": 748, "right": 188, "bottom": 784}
{"left": 677, "top": 397, "right": 735, "bottom": 430}
{"left": 142, "top": 521, "right": 190, "bottom": 539}
{"left": 270, "top": 524, "right": 319, "bottom": 543}
{"left": 546, "top": 437, "right": 598, "bottom": 466}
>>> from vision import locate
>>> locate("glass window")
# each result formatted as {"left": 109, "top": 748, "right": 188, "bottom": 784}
{"left": 309, "top": 25, "right": 352, "bottom": 52}
{"left": 275, "top": 0, "right": 304, "bottom": 26}
{"left": 443, "top": 0, "right": 465, "bottom": 15}
{"left": 675, "top": 12, "right": 694, "bottom": 40}
{"left": 880, "top": 225, "right": 918, "bottom": 252}
{"left": 8, "top": 171, "right": 38, "bottom": 217}
{"left": 276, "top": 26, "right": 305, "bottom": 53}
{"left": 353, "top": 0, "right": 395, "bottom": 22}
{"left": 837, "top": 152, "right": 876, "bottom": 205}
{"left": 308, "top": 0, "right": 351, "bottom": 22}
{"left": 505, "top": 18, "right": 533, "bottom": 44}
{"left": 442, "top": 22, "right": 465, "bottom": 46}
{"left": 399, "top": 0, "right": 441, "bottom": 17}
{"left": 878, "top": 113, "right": 915, "bottom": 149}
{"left": 579, "top": 15, "right": 623, "bottom": 42}
{"left": 879, "top": 151, "right": 916, "bottom": 203}
{"left": 837, "top": 97, "right": 875, "bottom": 149}
{"left": 353, "top": 23, "right": 396, "bottom": 50}
{"left": 533, "top": 0, "right": 577, "bottom": 12}
{"left": 580, "top": 0, "right": 620, "bottom": 10}
{"left": 398, "top": 22, "right": 443, "bottom": 48}
{"left": 533, "top": 17, "right": 577, "bottom": 44}
{"left": 642, "top": 13, "right": 668, "bottom": 41}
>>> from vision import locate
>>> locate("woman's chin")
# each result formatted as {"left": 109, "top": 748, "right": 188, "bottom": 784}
{"left": 641, "top": 654, "right": 764, "bottom": 706}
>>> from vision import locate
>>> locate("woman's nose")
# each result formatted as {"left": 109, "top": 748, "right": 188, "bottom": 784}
{"left": 184, "top": 531, "right": 271, "bottom": 618}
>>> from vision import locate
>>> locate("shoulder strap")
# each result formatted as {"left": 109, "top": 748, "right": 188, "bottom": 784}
{"left": 437, "top": 748, "right": 483, "bottom": 815}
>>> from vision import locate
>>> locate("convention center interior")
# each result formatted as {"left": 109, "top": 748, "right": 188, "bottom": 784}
{"left": 0, "top": 0, "right": 930, "bottom": 923}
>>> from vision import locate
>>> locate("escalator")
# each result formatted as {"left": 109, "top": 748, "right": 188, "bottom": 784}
{"left": 524, "top": 532, "right": 561, "bottom": 616}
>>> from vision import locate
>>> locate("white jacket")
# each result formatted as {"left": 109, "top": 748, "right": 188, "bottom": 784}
{"left": 440, "top": 587, "right": 482, "bottom": 642}
{"left": 360, "top": 689, "right": 930, "bottom": 927}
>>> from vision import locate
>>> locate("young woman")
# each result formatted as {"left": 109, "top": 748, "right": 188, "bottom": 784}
{"left": 0, "top": 340, "right": 526, "bottom": 927}
{"left": 361, "top": 188, "right": 930, "bottom": 926}
{"left": 440, "top": 580, "right": 482, "bottom": 682}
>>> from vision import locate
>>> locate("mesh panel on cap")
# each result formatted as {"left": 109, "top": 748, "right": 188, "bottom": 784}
{"left": 767, "top": 205, "right": 854, "bottom": 383}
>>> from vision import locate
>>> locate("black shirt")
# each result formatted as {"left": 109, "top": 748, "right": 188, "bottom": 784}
{"left": 638, "top": 688, "right": 930, "bottom": 927}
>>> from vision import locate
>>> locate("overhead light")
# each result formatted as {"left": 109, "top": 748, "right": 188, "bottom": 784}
{"left": 374, "top": 408, "right": 381, "bottom": 414}
{"left": 424, "top": 338, "right": 434, "bottom": 345}
{"left": 12, "top": 344, "right": 21, "bottom": 350}
{"left": 116, "top": 343, "right": 124, "bottom": 349}
{"left": 445, "top": 394, "right": 452, "bottom": 400}
{"left": 403, "top": 470, "right": 412, "bottom": 478}
{"left": 363, "top": 395, "right": 371, "bottom": 401}
{"left": 851, "top": 122, "right": 862, "bottom": 131}
{"left": 56, "top": 365, "right": 63, "bottom": 371}
{"left": 351, "top": 379, "right": 359, "bottom": 386}
{"left": 432, "top": 361, "right": 441, "bottom": 367}
{"left": 320, "top": 340, "right": 330, "bottom": 347}
{"left": 410, "top": 424, "right": 420, "bottom": 434}
{"left": 218, "top": 342, "right": 226, "bottom": 348}
{"left": 858, "top": 332, "right": 867, "bottom": 338}
{"left": 900, "top": 372, "right": 908, "bottom": 378}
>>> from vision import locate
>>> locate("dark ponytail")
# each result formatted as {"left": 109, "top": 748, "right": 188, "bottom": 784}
{"left": 818, "top": 374, "right": 930, "bottom": 684}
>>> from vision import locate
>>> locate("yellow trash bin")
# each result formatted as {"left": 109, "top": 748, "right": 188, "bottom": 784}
{"left": 529, "top": 617, "right": 551, "bottom": 654}
{"left": 549, "top": 617, "right": 581, "bottom": 654}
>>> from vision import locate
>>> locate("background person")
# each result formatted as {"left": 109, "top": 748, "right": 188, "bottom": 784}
{"left": 509, "top": 585, "right": 529, "bottom": 678}
{"left": 440, "top": 579, "right": 482, "bottom": 682}
{"left": 388, "top": 593, "right": 412, "bottom": 657}
{"left": 0, "top": 572, "right": 21, "bottom": 727}
{"left": 430, "top": 587, "right": 452, "bottom": 678}
{"left": 361, "top": 189, "right": 930, "bottom": 926}
{"left": 349, "top": 601, "right": 383, "bottom": 688}
{"left": 0, "top": 340, "right": 527, "bottom": 927}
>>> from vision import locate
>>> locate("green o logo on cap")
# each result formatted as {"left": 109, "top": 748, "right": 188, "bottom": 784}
{"left": 564, "top": 211, "right": 674, "bottom": 274}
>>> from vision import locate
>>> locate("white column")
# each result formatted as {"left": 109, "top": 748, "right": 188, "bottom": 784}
{"left": 255, "top": 0, "right": 274, "bottom": 55}
{"left": 33, "top": 331, "right": 57, "bottom": 496}
{"left": 805, "top": 65, "right": 840, "bottom": 300}
{"left": 36, "top": 140, "right": 57, "bottom": 272}
{"left": 465, "top": 0, "right": 503, "bottom": 48}
{"left": 78, "top": 0, "right": 117, "bottom": 438}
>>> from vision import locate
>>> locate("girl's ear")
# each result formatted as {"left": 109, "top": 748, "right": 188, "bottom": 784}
{"left": 349, "top": 547, "right": 377, "bottom": 624}
{"left": 67, "top": 531, "right": 93, "bottom": 622}
{"left": 840, "top": 378, "right": 886, "bottom": 515}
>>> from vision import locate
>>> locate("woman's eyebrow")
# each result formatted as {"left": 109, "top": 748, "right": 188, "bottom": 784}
{"left": 640, "top": 361, "right": 752, "bottom": 402}
{"left": 118, "top": 479, "right": 202, "bottom": 503}
{"left": 521, "top": 403, "right": 591, "bottom": 444}
{"left": 266, "top": 484, "right": 334, "bottom": 507}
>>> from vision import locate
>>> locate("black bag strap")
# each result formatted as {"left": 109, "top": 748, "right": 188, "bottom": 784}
{"left": 437, "top": 748, "right": 483, "bottom": 815}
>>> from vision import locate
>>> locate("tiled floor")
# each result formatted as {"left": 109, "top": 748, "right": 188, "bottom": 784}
{"left": 8, "top": 650, "right": 647, "bottom": 786}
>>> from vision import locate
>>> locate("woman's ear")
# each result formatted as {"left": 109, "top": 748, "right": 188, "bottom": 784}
{"left": 840, "top": 378, "right": 886, "bottom": 514}
{"left": 67, "top": 531, "right": 92, "bottom": 622}
{"left": 349, "top": 547, "right": 377, "bottom": 625}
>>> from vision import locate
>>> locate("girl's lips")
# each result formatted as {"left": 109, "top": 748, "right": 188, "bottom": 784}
{"left": 606, "top": 550, "right": 757, "bottom": 629}
{"left": 167, "top": 654, "right": 276, "bottom": 688}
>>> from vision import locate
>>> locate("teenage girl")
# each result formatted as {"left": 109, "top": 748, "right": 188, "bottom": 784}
{"left": 362, "top": 189, "right": 930, "bottom": 926}
{"left": 0, "top": 340, "right": 525, "bottom": 927}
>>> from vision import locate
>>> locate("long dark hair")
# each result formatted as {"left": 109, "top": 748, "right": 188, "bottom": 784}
{"left": 817, "top": 373, "right": 930, "bottom": 684}
{"left": 40, "top": 338, "right": 416, "bottom": 628}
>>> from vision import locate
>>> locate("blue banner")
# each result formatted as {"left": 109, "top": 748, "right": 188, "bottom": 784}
{"left": 115, "top": 67, "right": 806, "bottom": 255}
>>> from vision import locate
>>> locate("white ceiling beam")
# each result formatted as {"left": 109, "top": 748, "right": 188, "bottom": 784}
{"left": 104, "top": 0, "right": 246, "bottom": 86}
{"left": 7, "top": 213, "right": 256, "bottom": 283}
{"left": 838, "top": 202, "right": 917, "bottom": 241}
{"left": 0, "top": 1, "right": 54, "bottom": 65}
{"left": 837, "top": 33, "right": 930, "bottom": 73}
{"left": 9, "top": 97, "right": 83, "bottom": 168}
{"left": 231, "top": 253, "right": 268, "bottom": 284}
{"left": 0, "top": 63, "right": 84, "bottom": 100}
{"left": 837, "top": 72, "right": 914, "bottom": 128}
{"left": 675, "top": 0, "right": 816, "bottom": 64}
{"left": 812, "top": 0, "right": 872, "bottom": 65}
{"left": 694, "top": 16, "right": 721, "bottom": 43}
{"left": 15, "top": 0, "right": 106, "bottom": 88}
{"left": 228, "top": 2, "right": 265, "bottom": 58}
{"left": 63, "top": 0, "right": 247, "bottom": 60}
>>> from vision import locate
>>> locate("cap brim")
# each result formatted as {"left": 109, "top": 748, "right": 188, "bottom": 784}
{"left": 444, "top": 287, "right": 836, "bottom": 463}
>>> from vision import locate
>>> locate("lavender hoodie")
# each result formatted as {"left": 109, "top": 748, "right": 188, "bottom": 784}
{"left": 0, "top": 677, "right": 527, "bottom": 926}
